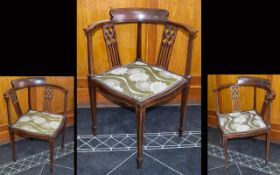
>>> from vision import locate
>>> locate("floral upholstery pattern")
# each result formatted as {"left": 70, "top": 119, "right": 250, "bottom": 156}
{"left": 12, "top": 110, "right": 63, "bottom": 136}
{"left": 95, "top": 61, "right": 186, "bottom": 102}
{"left": 218, "top": 110, "right": 267, "bottom": 134}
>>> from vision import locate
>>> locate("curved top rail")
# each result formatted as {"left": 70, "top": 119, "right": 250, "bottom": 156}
{"left": 110, "top": 8, "right": 169, "bottom": 21}
{"left": 85, "top": 19, "right": 197, "bottom": 36}
{"left": 84, "top": 8, "right": 197, "bottom": 35}
{"left": 11, "top": 77, "right": 46, "bottom": 88}
{"left": 213, "top": 76, "right": 272, "bottom": 92}
{"left": 237, "top": 76, "right": 271, "bottom": 89}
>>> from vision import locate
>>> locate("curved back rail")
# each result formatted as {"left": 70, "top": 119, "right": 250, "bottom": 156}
{"left": 4, "top": 78, "right": 68, "bottom": 126}
{"left": 84, "top": 8, "right": 197, "bottom": 77}
{"left": 213, "top": 76, "right": 275, "bottom": 125}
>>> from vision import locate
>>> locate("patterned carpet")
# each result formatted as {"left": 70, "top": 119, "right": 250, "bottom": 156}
{"left": 208, "top": 127, "right": 280, "bottom": 175}
{"left": 77, "top": 106, "right": 201, "bottom": 175}
{"left": 0, "top": 126, "right": 74, "bottom": 175}
{"left": 0, "top": 143, "right": 74, "bottom": 175}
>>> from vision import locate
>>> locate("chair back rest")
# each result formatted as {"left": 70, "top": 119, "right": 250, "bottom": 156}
{"left": 214, "top": 76, "right": 275, "bottom": 117}
{"left": 84, "top": 8, "right": 197, "bottom": 76}
{"left": 4, "top": 78, "right": 68, "bottom": 123}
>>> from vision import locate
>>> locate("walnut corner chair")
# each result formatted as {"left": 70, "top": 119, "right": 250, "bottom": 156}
{"left": 84, "top": 8, "right": 198, "bottom": 168}
{"left": 4, "top": 77, "right": 68, "bottom": 172}
{"left": 213, "top": 76, "right": 276, "bottom": 167}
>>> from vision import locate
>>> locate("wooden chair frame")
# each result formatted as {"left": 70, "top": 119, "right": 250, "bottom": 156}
{"left": 213, "top": 76, "right": 276, "bottom": 167}
{"left": 84, "top": 8, "right": 197, "bottom": 168}
{"left": 4, "top": 77, "right": 68, "bottom": 172}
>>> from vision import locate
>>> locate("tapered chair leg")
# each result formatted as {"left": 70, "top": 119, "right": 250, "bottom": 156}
{"left": 49, "top": 138, "right": 54, "bottom": 173}
{"left": 61, "top": 122, "right": 66, "bottom": 149}
{"left": 223, "top": 137, "right": 228, "bottom": 168}
{"left": 136, "top": 108, "right": 145, "bottom": 169}
{"left": 218, "top": 128, "right": 223, "bottom": 146}
{"left": 179, "top": 85, "right": 190, "bottom": 137}
{"left": 9, "top": 130, "right": 16, "bottom": 162}
{"left": 265, "top": 132, "right": 270, "bottom": 163}
{"left": 88, "top": 78, "right": 97, "bottom": 135}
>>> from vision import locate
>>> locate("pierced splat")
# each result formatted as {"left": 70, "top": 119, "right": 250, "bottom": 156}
{"left": 156, "top": 25, "right": 178, "bottom": 69}
{"left": 230, "top": 85, "right": 241, "bottom": 112}
{"left": 43, "top": 86, "right": 54, "bottom": 112}
{"left": 9, "top": 89, "right": 23, "bottom": 117}
{"left": 103, "top": 24, "right": 121, "bottom": 68}
{"left": 9, "top": 89, "right": 18, "bottom": 104}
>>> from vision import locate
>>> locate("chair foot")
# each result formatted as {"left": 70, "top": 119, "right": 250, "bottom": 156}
{"left": 178, "top": 128, "right": 183, "bottom": 137}
{"left": 219, "top": 140, "right": 223, "bottom": 147}
{"left": 223, "top": 138, "right": 228, "bottom": 168}
{"left": 61, "top": 132, "right": 65, "bottom": 150}
{"left": 265, "top": 132, "right": 270, "bottom": 164}
{"left": 136, "top": 157, "right": 143, "bottom": 169}
{"left": 61, "top": 123, "right": 66, "bottom": 150}
{"left": 49, "top": 139, "right": 54, "bottom": 174}
{"left": 92, "top": 127, "right": 96, "bottom": 136}
{"left": 224, "top": 156, "right": 228, "bottom": 169}
{"left": 10, "top": 131, "right": 16, "bottom": 162}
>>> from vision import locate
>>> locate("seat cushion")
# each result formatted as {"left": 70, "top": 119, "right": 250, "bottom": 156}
{"left": 94, "top": 61, "right": 186, "bottom": 102}
{"left": 12, "top": 110, "right": 63, "bottom": 136}
{"left": 218, "top": 110, "right": 267, "bottom": 134}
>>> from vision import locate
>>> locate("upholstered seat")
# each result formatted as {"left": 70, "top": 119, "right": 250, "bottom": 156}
{"left": 218, "top": 110, "right": 267, "bottom": 135}
{"left": 12, "top": 110, "right": 63, "bottom": 136}
{"left": 95, "top": 61, "right": 187, "bottom": 102}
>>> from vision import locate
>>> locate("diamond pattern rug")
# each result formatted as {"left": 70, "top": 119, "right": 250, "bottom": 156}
{"left": 77, "top": 131, "right": 201, "bottom": 175}
{"left": 0, "top": 142, "right": 73, "bottom": 175}
{"left": 77, "top": 131, "right": 201, "bottom": 152}
{"left": 208, "top": 143, "right": 280, "bottom": 175}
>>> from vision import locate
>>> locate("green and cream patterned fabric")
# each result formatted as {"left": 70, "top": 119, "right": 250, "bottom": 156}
{"left": 218, "top": 110, "right": 267, "bottom": 134}
{"left": 12, "top": 110, "right": 63, "bottom": 136}
{"left": 95, "top": 61, "right": 186, "bottom": 102}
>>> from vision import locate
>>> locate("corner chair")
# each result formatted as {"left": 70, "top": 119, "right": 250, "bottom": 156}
{"left": 4, "top": 77, "right": 68, "bottom": 172}
{"left": 84, "top": 8, "right": 198, "bottom": 168}
{"left": 213, "top": 76, "right": 276, "bottom": 167}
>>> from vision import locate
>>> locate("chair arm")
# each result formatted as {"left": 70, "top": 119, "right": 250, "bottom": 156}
{"left": 267, "top": 90, "right": 276, "bottom": 102}
{"left": 3, "top": 88, "right": 14, "bottom": 126}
